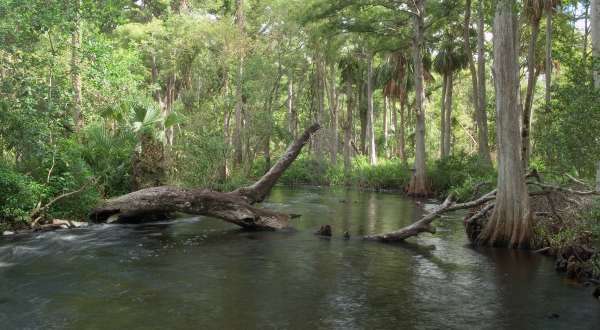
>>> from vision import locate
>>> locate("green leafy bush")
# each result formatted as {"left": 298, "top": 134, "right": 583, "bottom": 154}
{"left": 427, "top": 153, "right": 496, "bottom": 200}
{"left": 0, "top": 163, "right": 43, "bottom": 224}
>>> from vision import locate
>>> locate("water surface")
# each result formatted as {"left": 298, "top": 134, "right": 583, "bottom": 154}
{"left": 1, "top": 186, "right": 598, "bottom": 329}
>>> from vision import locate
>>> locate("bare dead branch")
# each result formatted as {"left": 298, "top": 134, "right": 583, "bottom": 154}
{"left": 465, "top": 202, "right": 495, "bottom": 226}
{"left": 564, "top": 173, "right": 593, "bottom": 189}
{"left": 471, "top": 180, "right": 492, "bottom": 201}
{"left": 526, "top": 181, "right": 597, "bottom": 195}
{"left": 29, "top": 151, "right": 56, "bottom": 218}
{"left": 362, "top": 194, "right": 455, "bottom": 241}
{"left": 31, "top": 177, "right": 96, "bottom": 228}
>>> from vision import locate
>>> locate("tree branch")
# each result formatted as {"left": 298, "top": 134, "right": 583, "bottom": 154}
{"left": 31, "top": 177, "right": 96, "bottom": 228}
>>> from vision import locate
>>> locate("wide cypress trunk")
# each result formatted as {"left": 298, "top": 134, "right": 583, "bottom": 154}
{"left": 477, "top": 0, "right": 533, "bottom": 248}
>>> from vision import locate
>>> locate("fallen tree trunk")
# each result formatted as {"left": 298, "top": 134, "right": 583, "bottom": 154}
{"left": 91, "top": 123, "right": 321, "bottom": 231}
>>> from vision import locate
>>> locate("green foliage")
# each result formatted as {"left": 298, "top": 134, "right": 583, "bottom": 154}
{"left": 81, "top": 123, "right": 136, "bottom": 197}
{"left": 427, "top": 153, "right": 497, "bottom": 200}
{"left": 536, "top": 59, "right": 600, "bottom": 179}
{"left": 175, "top": 129, "right": 235, "bottom": 191}
{"left": 0, "top": 163, "right": 43, "bottom": 224}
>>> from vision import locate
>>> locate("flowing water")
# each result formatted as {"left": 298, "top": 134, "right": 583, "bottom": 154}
{"left": 1, "top": 186, "right": 598, "bottom": 329}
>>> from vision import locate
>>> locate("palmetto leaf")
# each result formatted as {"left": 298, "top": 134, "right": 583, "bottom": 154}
{"left": 164, "top": 111, "right": 187, "bottom": 128}
{"left": 129, "top": 97, "right": 162, "bottom": 131}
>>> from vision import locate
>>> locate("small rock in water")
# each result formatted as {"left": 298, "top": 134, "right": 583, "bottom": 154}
{"left": 2, "top": 231, "right": 14, "bottom": 236}
{"left": 342, "top": 231, "right": 350, "bottom": 238}
{"left": 547, "top": 312, "right": 559, "bottom": 318}
{"left": 593, "top": 287, "right": 600, "bottom": 299}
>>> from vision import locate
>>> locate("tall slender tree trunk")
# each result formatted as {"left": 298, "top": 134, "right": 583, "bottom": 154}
{"left": 592, "top": 0, "right": 600, "bottom": 190}
{"left": 392, "top": 97, "right": 399, "bottom": 158}
{"left": 478, "top": 0, "right": 533, "bottom": 248}
{"left": 287, "top": 78, "right": 293, "bottom": 134}
{"left": 358, "top": 63, "right": 367, "bottom": 154}
{"left": 234, "top": 0, "right": 245, "bottom": 166}
{"left": 221, "top": 61, "right": 230, "bottom": 180}
{"left": 71, "top": 22, "right": 84, "bottom": 133}
{"left": 315, "top": 51, "right": 325, "bottom": 162}
{"left": 523, "top": 14, "right": 541, "bottom": 169}
{"left": 264, "top": 134, "right": 271, "bottom": 175}
{"left": 407, "top": 0, "right": 431, "bottom": 196}
{"left": 367, "top": 53, "right": 376, "bottom": 165}
{"left": 466, "top": 0, "right": 491, "bottom": 164}
{"left": 292, "top": 64, "right": 305, "bottom": 138}
{"left": 477, "top": 0, "right": 492, "bottom": 166}
{"left": 445, "top": 74, "right": 454, "bottom": 156}
{"left": 545, "top": 4, "right": 552, "bottom": 106}
{"left": 328, "top": 62, "right": 339, "bottom": 165}
{"left": 400, "top": 97, "right": 408, "bottom": 167}
{"left": 383, "top": 96, "right": 388, "bottom": 159}
{"left": 343, "top": 66, "right": 353, "bottom": 170}
{"left": 440, "top": 74, "right": 447, "bottom": 157}
{"left": 165, "top": 48, "right": 177, "bottom": 146}
{"left": 584, "top": 3, "right": 590, "bottom": 64}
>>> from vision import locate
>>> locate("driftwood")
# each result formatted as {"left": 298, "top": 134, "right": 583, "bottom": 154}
{"left": 90, "top": 123, "right": 321, "bottom": 231}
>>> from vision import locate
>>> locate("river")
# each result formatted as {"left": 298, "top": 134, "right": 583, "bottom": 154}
{"left": 1, "top": 186, "right": 598, "bottom": 329}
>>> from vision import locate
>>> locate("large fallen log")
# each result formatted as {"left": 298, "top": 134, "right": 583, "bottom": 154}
{"left": 91, "top": 123, "right": 321, "bottom": 231}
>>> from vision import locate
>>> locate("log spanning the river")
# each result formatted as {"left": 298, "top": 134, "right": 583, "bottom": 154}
{"left": 91, "top": 123, "right": 321, "bottom": 231}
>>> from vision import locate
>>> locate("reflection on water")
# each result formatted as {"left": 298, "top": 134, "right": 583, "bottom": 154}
{"left": 1, "top": 186, "right": 598, "bottom": 329}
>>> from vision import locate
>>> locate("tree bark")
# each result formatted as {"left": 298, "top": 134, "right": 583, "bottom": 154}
{"left": 592, "top": 0, "right": 600, "bottom": 190}
{"left": 464, "top": 0, "right": 480, "bottom": 159}
{"left": 367, "top": 53, "right": 376, "bottom": 165}
{"left": 315, "top": 51, "right": 325, "bottom": 162}
{"left": 444, "top": 74, "right": 453, "bottom": 156}
{"left": 407, "top": 0, "right": 431, "bottom": 196}
{"left": 358, "top": 63, "right": 367, "bottom": 155}
{"left": 478, "top": 0, "right": 533, "bottom": 248}
{"left": 343, "top": 65, "right": 353, "bottom": 170}
{"left": 545, "top": 4, "right": 552, "bottom": 106}
{"left": 287, "top": 78, "right": 293, "bottom": 134}
{"left": 234, "top": 0, "right": 245, "bottom": 166}
{"left": 477, "top": 0, "right": 492, "bottom": 166}
{"left": 523, "top": 11, "right": 541, "bottom": 169}
{"left": 91, "top": 124, "right": 321, "bottom": 231}
{"left": 440, "top": 74, "right": 447, "bottom": 157}
{"left": 399, "top": 97, "right": 408, "bottom": 167}
{"left": 383, "top": 96, "right": 388, "bottom": 159}
{"left": 327, "top": 62, "right": 339, "bottom": 166}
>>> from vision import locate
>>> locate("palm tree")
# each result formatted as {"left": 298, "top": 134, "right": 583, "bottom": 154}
{"left": 375, "top": 52, "right": 423, "bottom": 168}
{"left": 434, "top": 35, "right": 468, "bottom": 157}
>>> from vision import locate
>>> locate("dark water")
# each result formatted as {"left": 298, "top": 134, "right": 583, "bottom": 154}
{"left": 1, "top": 186, "right": 598, "bottom": 329}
